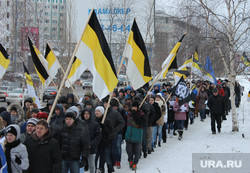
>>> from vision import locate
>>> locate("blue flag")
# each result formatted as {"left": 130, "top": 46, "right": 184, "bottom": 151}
{"left": 205, "top": 56, "right": 217, "bottom": 85}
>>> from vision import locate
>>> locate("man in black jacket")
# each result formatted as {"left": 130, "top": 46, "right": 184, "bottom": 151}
{"left": 207, "top": 88, "right": 225, "bottom": 134}
{"left": 24, "top": 120, "right": 62, "bottom": 173}
{"left": 59, "top": 112, "right": 90, "bottom": 173}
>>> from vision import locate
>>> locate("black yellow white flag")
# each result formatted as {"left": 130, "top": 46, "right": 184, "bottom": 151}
{"left": 123, "top": 19, "right": 152, "bottom": 90}
{"left": 28, "top": 37, "right": 51, "bottom": 91}
{"left": 45, "top": 43, "right": 60, "bottom": 81}
{"left": 0, "top": 44, "right": 10, "bottom": 79}
{"left": 73, "top": 11, "right": 118, "bottom": 99}
{"left": 23, "top": 63, "right": 41, "bottom": 108}
{"left": 156, "top": 33, "right": 186, "bottom": 79}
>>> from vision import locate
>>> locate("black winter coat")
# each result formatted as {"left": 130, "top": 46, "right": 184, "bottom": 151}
{"left": 96, "top": 116, "right": 114, "bottom": 149}
{"left": 151, "top": 102, "right": 161, "bottom": 126}
{"left": 105, "top": 108, "right": 125, "bottom": 139}
{"left": 207, "top": 94, "right": 225, "bottom": 115}
{"left": 84, "top": 118, "right": 102, "bottom": 154}
{"left": 59, "top": 121, "right": 90, "bottom": 160}
{"left": 24, "top": 131, "right": 62, "bottom": 173}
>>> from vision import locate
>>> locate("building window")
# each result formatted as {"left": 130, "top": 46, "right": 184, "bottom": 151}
{"left": 7, "top": 36, "right": 9, "bottom": 42}
{"left": 44, "top": 27, "right": 48, "bottom": 31}
{"left": 52, "top": 20, "right": 57, "bottom": 24}
{"left": 52, "top": 5, "right": 57, "bottom": 9}
{"left": 45, "top": 35, "right": 50, "bottom": 39}
{"left": 60, "top": 13, "right": 63, "bottom": 17}
{"left": 7, "top": 24, "right": 9, "bottom": 30}
{"left": 45, "top": 12, "right": 49, "bottom": 16}
{"left": 53, "top": 12, "right": 57, "bottom": 16}
{"left": 7, "top": 12, "right": 9, "bottom": 18}
{"left": 60, "top": 6, "right": 64, "bottom": 9}
{"left": 60, "top": 27, "right": 63, "bottom": 32}
{"left": 45, "top": 19, "right": 49, "bottom": 23}
{"left": 7, "top": 1, "right": 10, "bottom": 6}
{"left": 52, "top": 27, "right": 57, "bottom": 31}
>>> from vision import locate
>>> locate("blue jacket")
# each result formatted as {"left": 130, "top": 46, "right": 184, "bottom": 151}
{"left": 0, "top": 145, "right": 7, "bottom": 173}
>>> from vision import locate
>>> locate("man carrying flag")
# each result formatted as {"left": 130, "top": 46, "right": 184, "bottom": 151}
{"left": 0, "top": 44, "right": 10, "bottom": 80}
{"left": 123, "top": 19, "right": 152, "bottom": 90}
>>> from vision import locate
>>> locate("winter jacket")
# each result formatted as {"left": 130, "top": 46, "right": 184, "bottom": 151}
{"left": 173, "top": 102, "right": 189, "bottom": 120}
{"left": 67, "top": 93, "right": 76, "bottom": 106}
{"left": 125, "top": 110, "right": 145, "bottom": 143}
{"left": 223, "top": 86, "right": 230, "bottom": 100}
{"left": 197, "top": 91, "right": 208, "bottom": 110}
{"left": 167, "top": 101, "right": 175, "bottom": 123}
{"left": 19, "top": 131, "right": 30, "bottom": 144}
{"left": 95, "top": 116, "right": 113, "bottom": 149}
{"left": 8, "top": 103, "right": 25, "bottom": 127}
{"left": 24, "top": 130, "right": 62, "bottom": 173}
{"left": 50, "top": 104, "right": 65, "bottom": 128}
{"left": 140, "top": 102, "right": 150, "bottom": 127}
{"left": 5, "top": 140, "right": 29, "bottom": 173}
{"left": 5, "top": 124, "right": 29, "bottom": 173}
{"left": 59, "top": 120, "right": 90, "bottom": 160}
{"left": 82, "top": 108, "right": 102, "bottom": 154}
{"left": 207, "top": 94, "right": 225, "bottom": 115}
{"left": 151, "top": 102, "right": 161, "bottom": 126}
{"left": 0, "top": 145, "right": 7, "bottom": 173}
{"left": 105, "top": 108, "right": 125, "bottom": 139}
{"left": 156, "top": 99, "right": 166, "bottom": 126}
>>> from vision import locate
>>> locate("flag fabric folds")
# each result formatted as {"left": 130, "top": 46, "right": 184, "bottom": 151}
{"left": 157, "top": 33, "right": 186, "bottom": 79}
{"left": 0, "top": 44, "right": 10, "bottom": 79}
{"left": 123, "top": 19, "right": 152, "bottom": 90}
{"left": 204, "top": 56, "right": 217, "bottom": 85}
{"left": 172, "top": 76, "right": 196, "bottom": 106}
{"left": 45, "top": 43, "right": 60, "bottom": 81}
{"left": 23, "top": 63, "right": 41, "bottom": 108}
{"left": 241, "top": 52, "right": 250, "bottom": 66}
{"left": 73, "top": 11, "right": 118, "bottom": 99}
{"left": 194, "top": 46, "right": 198, "bottom": 60}
{"left": 178, "top": 58, "right": 203, "bottom": 77}
{"left": 28, "top": 37, "right": 51, "bottom": 91}
{"left": 65, "top": 56, "right": 87, "bottom": 87}
{"left": 173, "top": 67, "right": 190, "bottom": 83}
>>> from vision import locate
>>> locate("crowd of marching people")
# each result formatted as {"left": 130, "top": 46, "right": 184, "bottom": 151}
{"left": 0, "top": 78, "right": 244, "bottom": 173}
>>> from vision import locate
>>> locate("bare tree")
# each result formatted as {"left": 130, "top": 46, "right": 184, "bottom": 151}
{"left": 197, "top": 0, "right": 250, "bottom": 131}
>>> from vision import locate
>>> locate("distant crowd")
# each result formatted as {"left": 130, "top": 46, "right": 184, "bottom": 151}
{"left": 0, "top": 78, "right": 244, "bottom": 173}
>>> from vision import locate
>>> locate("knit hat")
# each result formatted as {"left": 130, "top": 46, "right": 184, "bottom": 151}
{"left": 31, "top": 108, "right": 40, "bottom": 113}
{"left": 27, "top": 118, "right": 39, "bottom": 126}
{"left": 212, "top": 88, "right": 218, "bottom": 93}
{"left": 66, "top": 106, "right": 79, "bottom": 119}
{"left": 65, "top": 111, "right": 75, "bottom": 120}
{"left": 36, "top": 112, "right": 48, "bottom": 120}
{"left": 131, "top": 101, "right": 140, "bottom": 108}
{"left": 10, "top": 106, "right": 17, "bottom": 112}
{"left": 6, "top": 124, "right": 20, "bottom": 140}
{"left": 24, "top": 97, "right": 33, "bottom": 104}
{"left": 95, "top": 106, "right": 104, "bottom": 115}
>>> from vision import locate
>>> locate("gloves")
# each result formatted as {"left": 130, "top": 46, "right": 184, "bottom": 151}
{"left": 15, "top": 155, "right": 22, "bottom": 165}
{"left": 79, "top": 157, "right": 87, "bottom": 168}
{"left": 100, "top": 123, "right": 105, "bottom": 130}
{"left": 177, "top": 108, "right": 182, "bottom": 111}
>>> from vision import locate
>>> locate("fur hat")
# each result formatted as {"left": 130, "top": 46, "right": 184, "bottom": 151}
{"left": 6, "top": 124, "right": 20, "bottom": 140}
{"left": 36, "top": 112, "right": 48, "bottom": 120}
{"left": 95, "top": 106, "right": 104, "bottom": 115}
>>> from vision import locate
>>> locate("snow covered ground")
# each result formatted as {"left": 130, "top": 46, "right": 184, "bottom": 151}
{"left": 88, "top": 75, "right": 250, "bottom": 173}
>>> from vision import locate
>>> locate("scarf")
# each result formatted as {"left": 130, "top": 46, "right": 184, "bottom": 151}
{"left": 5, "top": 139, "right": 21, "bottom": 173}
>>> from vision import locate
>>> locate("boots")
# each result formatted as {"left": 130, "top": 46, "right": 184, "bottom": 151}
{"left": 178, "top": 129, "right": 183, "bottom": 140}
{"left": 158, "top": 141, "right": 161, "bottom": 147}
{"left": 170, "top": 129, "right": 174, "bottom": 138}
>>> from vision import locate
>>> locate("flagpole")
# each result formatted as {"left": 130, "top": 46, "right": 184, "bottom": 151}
{"left": 47, "top": 42, "right": 80, "bottom": 102}
{"left": 101, "top": 56, "right": 125, "bottom": 124}
{"left": 190, "top": 54, "right": 194, "bottom": 87}
{"left": 47, "top": 8, "right": 94, "bottom": 123}
{"left": 139, "top": 63, "right": 169, "bottom": 108}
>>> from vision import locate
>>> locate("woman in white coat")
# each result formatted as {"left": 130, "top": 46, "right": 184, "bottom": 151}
{"left": 4, "top": 124, "right": 29, "bottom": 173}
